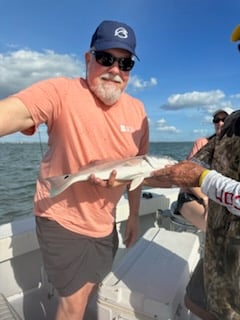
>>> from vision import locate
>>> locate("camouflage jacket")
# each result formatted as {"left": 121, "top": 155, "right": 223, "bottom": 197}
{"left": 193, "top": 110, "right": 240, "bottom": 319}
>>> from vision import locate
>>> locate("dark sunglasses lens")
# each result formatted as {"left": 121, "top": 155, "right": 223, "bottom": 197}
{"left": 94, "top": 52, "right": 113, "bottom": 66}
{"left": 93, "top": 51, "right": 134, "bottom": 71}
{"left": 213, "top": 117, "right": 226, "bottom": 123}
{"left": 119, "top": 58, "right": 135, "bottom": 71}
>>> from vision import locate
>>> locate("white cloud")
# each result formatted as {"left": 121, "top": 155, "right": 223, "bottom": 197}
{"left": 156, "top": 118, "right": 180, "bottom": 133}
{"left": 161, "top": 90, "right": 225, "bottom": 110}
{"left": 193, "top": 129, "right": 208, "bottom": 134}
{"left": 157, "top": 126, "right": 179, "bottom": 133}
{"left": 128, "top": 75, "right": 157, "bottom": 90}
{"left": 156, "top": 119, "right": 167, "bottom": 125}
{"left": 0, "top": 49, "right": 84, "bottom": 98}
{"left": 230, "top": 93, "right": 240, "bottom": 99}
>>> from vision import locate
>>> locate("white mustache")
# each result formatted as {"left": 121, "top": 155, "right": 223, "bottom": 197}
{"left": 101, "top": 73, "right": 123, "bottom": 83}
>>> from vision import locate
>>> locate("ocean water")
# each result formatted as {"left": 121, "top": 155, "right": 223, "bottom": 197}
{"left": 0, "top": 141, "right": 193, "bottom": 225}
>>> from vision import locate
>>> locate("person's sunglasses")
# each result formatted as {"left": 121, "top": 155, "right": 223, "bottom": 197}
{"left": 90, "top": 50, "right": 135, "bottom": 71}
{"left": 213, "top": 117, "right": 226, "bottom": 124}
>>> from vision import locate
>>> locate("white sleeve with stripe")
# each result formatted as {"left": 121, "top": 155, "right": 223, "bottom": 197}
{"left": 201, "top": 170, "right": 240, "bottom": 217}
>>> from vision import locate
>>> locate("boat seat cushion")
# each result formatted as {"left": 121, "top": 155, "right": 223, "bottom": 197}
{"left": 0, "top": 293, "right": 22, "bottom": 320}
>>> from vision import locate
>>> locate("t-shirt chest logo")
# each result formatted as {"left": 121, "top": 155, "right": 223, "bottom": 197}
{"left": 120, "top": 124, "right": 134, "bottom": 133}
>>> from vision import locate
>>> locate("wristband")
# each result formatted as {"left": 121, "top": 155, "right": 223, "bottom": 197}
{"left": 199, "top": 169, "right": 210, "bottom": 187}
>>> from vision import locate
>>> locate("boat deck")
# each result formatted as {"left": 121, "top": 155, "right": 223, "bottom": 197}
{"left": 0, "top": 187, "right": 203, "bottom": 319}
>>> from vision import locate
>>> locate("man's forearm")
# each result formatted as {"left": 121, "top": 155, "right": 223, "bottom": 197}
{"left": 127, "top": 185, "right": 142, "bottom": 217}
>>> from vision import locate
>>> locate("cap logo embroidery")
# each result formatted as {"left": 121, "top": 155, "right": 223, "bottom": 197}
{"left": 114, "top": 27, "right": 128, "bottom": 39}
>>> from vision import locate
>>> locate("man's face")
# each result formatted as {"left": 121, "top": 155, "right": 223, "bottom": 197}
{"left": 213, "top": 112, "right": 228, "bottom": 136}
{"left": 85, "top": 48, "right": 133, "bottom": 106}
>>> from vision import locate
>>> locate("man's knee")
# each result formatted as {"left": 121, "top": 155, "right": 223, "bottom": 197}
{"left": 56, "top": 282, "right": 96, "bottom": 320}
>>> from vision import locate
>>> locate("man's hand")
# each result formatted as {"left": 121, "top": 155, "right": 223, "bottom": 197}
{"left": 124, "top": 215, "right": 139, "bottom": 248}
{"left": 89, "top": 170, "right": 129, "bottom": 187}
{"left": 144, "top": 160, "right": 206, "bottom": 188}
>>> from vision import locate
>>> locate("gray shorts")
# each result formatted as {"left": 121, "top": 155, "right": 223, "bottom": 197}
{"left": 36, "top": 217, "right": 119, "bottom": 297}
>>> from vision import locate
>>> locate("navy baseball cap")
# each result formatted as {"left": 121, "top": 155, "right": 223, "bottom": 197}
{"left": 90, "top": 20, "right": 139, "bottom": 60}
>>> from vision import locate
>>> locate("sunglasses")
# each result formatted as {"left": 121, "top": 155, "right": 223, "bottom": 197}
{"left": 213, "top": 117, "right": 226, "bottom": 124}
{"left": 90, "top": 50, "right": 135, "bottom": 71}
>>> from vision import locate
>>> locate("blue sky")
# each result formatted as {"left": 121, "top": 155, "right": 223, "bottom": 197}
{"left": 0, "top": 0, "right": 240, "bottom": 142}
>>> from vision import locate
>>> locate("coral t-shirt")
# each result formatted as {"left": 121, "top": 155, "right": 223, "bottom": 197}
{"left": 14, "top": 77, "right": 149, "bottom": 237}
{"left": 187, "top": 137, "right": 209, "bottom": 160}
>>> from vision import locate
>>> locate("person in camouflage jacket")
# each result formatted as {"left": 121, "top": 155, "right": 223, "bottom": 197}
{"left": 192, "top": 110, "right": 240, "bottom": 319}
{"left": 180, "top": 25, "right": 240, "bottom": 319}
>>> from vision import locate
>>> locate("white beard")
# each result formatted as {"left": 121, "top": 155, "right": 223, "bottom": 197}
{"left": 93, "top": 83, "right": 122, "bottom": 105}
{"left": 88, "top": 73, "right": 124, "bottom": 106}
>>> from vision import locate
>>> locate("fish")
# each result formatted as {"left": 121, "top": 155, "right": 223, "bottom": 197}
{"left": 47, "top": 155, "right": 177, "bottom": 197}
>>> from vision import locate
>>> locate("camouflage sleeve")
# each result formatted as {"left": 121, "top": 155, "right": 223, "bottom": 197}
{"left": 201, "top": 170, "right": 240, "bottom": 216}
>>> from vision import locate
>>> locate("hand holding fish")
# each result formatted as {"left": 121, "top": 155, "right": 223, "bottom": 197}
{"left": 89, "top": 170, "right": 129, "bottom": 187}
{"left": 144, "top": 160, "right": 205, "bottom": 188}
{"left": 47, "top": 155, "right": 177, "bottom": 197}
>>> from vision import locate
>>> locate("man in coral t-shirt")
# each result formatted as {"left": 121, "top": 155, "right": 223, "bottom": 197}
{"left": 0, "top": 20, "right": 149, "bottom": 320}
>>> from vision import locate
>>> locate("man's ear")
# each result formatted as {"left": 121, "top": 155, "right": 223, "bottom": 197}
{"left": 85, "top": 51, "right": 91, "bottom": 64}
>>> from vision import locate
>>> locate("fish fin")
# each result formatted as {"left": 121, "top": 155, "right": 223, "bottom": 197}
{"left": 144, "top": 155, "right": 158, "bottom": 168}
{"left": 129, "top": 176, "right": 144, "bottom": 191}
